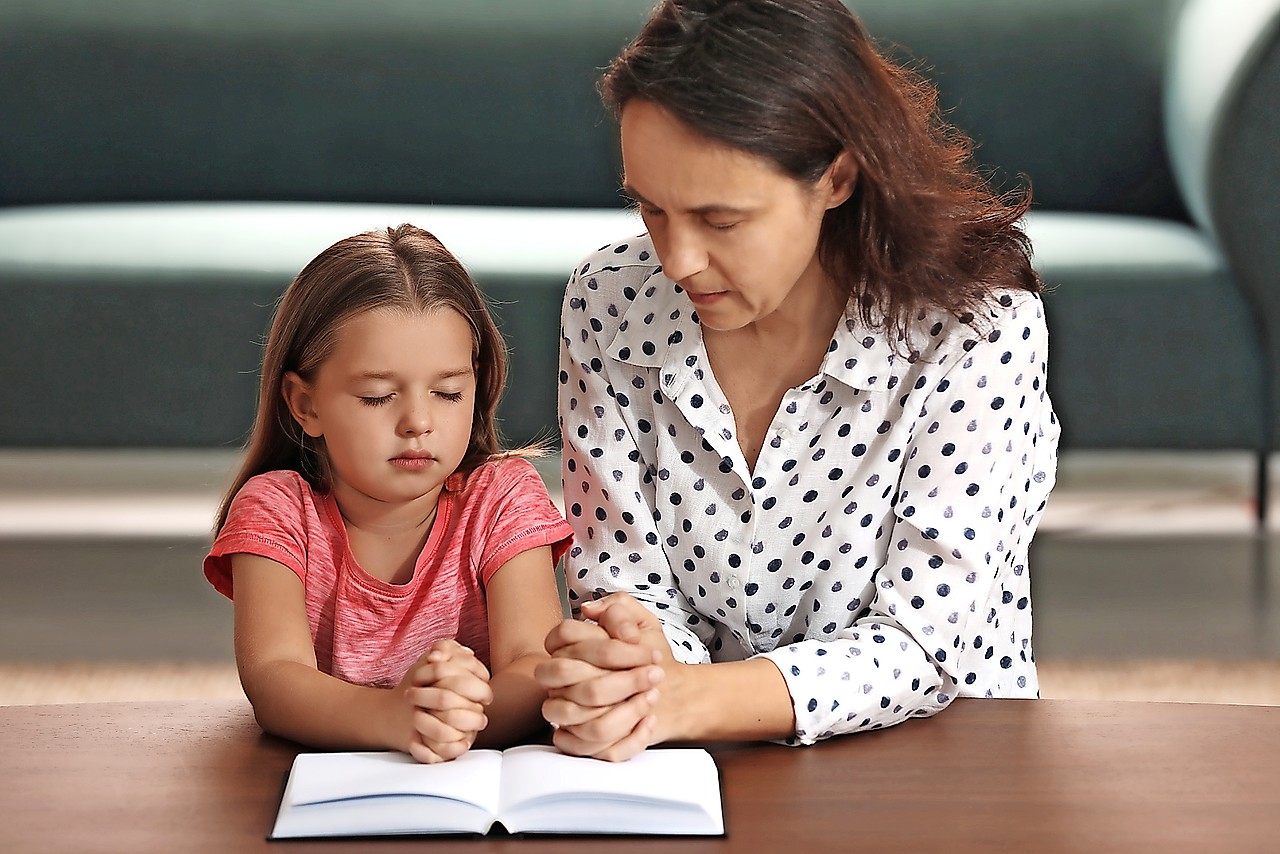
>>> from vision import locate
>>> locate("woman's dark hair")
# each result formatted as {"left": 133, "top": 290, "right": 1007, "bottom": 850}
{"left": 603, "top": 0, "right": 1041, "bottom": 342}
{"left": 215, "top": 224, "right": 513, "bottom": 533}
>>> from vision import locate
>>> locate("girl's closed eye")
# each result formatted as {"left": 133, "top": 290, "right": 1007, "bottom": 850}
{"left": 435, "top": 390, "right": 465, "bottom": 403}
{"left": 359, "top": 393, "right": 395, "bottom": 407}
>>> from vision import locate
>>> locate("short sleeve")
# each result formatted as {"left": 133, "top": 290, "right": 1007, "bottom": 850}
{"left": 203, "top": 472, "right": 313, "bottom": 599}
{"left": 472, "top": 458, "right": 574, "bottom": 584}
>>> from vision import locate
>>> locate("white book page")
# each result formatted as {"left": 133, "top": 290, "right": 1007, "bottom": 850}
{"left": 496, "top": 745, "right": 724, "bottom": 835}
{"left": 271, "top": 750, "right": 504, "bottom": 838}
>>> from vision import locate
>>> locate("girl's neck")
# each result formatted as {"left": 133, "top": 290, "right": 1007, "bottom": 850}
{"left": 331, "top": 483, "right": 444, "bottom": 585}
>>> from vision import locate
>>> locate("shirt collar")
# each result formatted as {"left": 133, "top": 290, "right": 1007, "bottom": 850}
{"left": 821, "top": 308, "right": 907, "bottom": 394}
{"left": 605, "top": 269, "right": 706, "bottom": 399}
{"left": 606, "top": 275, "right": 906, "bottom": 395}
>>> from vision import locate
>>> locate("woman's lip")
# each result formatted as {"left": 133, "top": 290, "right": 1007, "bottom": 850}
{"left": 686, "top": 290, "right": 727, "bottom": 305}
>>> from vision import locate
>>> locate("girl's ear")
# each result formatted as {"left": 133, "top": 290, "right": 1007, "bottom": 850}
{"left": 819, "top": 151, "right": 858, "bottom": 210}
{"left": 281, "top": 372, "right": 324, "bottom": 438}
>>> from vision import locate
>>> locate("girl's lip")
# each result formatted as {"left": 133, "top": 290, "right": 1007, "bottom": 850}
{"left": 392, "top": 452, "right": 435, "bottom": 462}
{"left": 390, "top": 454, "right": 435, "bottom": 471}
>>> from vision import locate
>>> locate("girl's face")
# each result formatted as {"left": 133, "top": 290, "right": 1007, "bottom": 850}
{"left": 619, "top": 99, "right": 855, "bottom": 332}
{"left": 284, "top": 307, "right": 476, "bottom": 511}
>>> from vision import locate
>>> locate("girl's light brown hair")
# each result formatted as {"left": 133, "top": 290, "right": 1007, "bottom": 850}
{"left": 603, "top": 0, "right": 1041, "bottom": 344}
{"left": 215, "top": 224, "right": 511, "bottom": 533}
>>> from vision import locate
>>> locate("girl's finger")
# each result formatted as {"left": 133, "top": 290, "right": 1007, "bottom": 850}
{"left": 407, "top": 684, "right": 490, "bottom": 712}
{"left": 411, "top": 708, "right": 466, "bottom": 745}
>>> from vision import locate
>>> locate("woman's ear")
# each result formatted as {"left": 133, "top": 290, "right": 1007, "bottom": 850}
{"left": 820, "top": 151, "right": 858, "bottom": 210}
{"left": 281, "top": 372, "right": 324, "bottom": 438}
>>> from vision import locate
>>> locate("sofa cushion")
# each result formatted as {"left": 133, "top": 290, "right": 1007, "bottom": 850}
{"left": 1027, "top": 212, "right": 1263, "bottom": 448}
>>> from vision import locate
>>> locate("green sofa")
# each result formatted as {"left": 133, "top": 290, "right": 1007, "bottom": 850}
{"left": 2, "top": 0, "right": 1278, "bottom": 498}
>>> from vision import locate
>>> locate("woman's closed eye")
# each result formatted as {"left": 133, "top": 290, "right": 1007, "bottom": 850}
{"left": 633, "top": 201, "right": 664, "bottom": 219}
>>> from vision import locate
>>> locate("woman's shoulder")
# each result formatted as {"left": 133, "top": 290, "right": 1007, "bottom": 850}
{"left": 909, "top": 289, "right": 1049, "bottom": 362}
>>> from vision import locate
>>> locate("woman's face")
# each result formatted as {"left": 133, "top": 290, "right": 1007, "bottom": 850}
{"left": 619, "top": 99, "right": 854, "bottom": 332}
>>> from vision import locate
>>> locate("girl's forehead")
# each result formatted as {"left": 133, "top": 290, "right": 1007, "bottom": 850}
{"left": 328, "top": 306, "right": 475, "bottom": 369}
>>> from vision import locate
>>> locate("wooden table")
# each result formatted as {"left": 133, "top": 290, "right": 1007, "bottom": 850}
{"left": 2, "top": 698, "right": 1278, "bottom": 852}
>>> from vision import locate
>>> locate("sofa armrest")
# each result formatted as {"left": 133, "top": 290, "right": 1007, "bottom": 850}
{"left": 1167, "top": 0, "right": 1280, "bottom": 437}
{"left": 1164, "top": 0, "right": 1280, "bottom": 235}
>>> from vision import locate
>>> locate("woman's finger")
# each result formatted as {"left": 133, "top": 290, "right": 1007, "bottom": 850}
{"left": 541, "top": 694, "right": 611, "bottom": 728}
{"left": 552, "top": 690, "right": 658, "bottom": 757}
{"left": 543, "top": 617, "right": 611, "bottom": 655}
{"left": 555, "top": 664, "right": 663, "bottom": 708}
{"left": 587, "top": 714, "right": 657, "bottom": 762}
{"left": 535, "top": 652, "right": 657, "bottom": 693}
{"left": 581, "top": 594, "right": 660, "bottom": 642}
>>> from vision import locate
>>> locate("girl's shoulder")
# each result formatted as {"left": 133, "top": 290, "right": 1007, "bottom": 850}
{"left": 229, "top": 470, "right": 322, "bottom": 518}
{"left": 454, "top": 456, "right": 548, "bottom": 499}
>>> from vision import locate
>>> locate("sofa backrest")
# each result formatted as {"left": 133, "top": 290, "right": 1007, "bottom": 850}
{"left": 2, "top": 0, "right": 1185, "bottom": 219}
{"left": 858, "top": 0, "right": 1185, "bottom": 220}
{"left": 0, "top": 0, "right": 649, "bottom": 209}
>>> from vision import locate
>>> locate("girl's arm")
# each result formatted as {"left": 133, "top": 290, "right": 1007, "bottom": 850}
{"left": 230, "top": 553, "right": 486, "bottom": 756}
{"left": 472, "top": 544, "right": 566, "bottom": 748}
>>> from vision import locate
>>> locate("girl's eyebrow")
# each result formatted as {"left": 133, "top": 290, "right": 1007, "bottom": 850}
{"left": 351, "top": 367, "right": 473, "bottom": 381}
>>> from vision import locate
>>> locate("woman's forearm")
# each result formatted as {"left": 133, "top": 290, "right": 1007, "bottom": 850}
{"left": 661, "top": 657, "right": 796, "bottom": 743}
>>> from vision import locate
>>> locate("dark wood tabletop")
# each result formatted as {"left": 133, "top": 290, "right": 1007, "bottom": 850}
{"left": 2, "top": 697, "right": 1278, "bottom": 852}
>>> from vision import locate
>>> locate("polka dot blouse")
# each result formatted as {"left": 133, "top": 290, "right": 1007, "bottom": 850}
{"left": 558, "top": 235, "right": 1060, "bottom": 745}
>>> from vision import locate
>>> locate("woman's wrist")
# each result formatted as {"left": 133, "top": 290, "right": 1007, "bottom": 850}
{"left": 658, "top": 657, "right": 796, "bottom": 743}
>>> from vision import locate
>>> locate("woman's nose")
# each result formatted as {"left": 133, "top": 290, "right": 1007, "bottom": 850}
{"left": 657, "top": 223, "right": 709, "bottom": 283}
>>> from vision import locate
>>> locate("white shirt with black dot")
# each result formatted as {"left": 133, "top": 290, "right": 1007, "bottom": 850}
{"left": 558, "top": 235, "right": 1059, "bottom": 745}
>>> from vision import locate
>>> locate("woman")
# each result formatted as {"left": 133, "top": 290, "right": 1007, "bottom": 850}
{"left": 536, "top": 0, "right": 1059, "bottom": 760}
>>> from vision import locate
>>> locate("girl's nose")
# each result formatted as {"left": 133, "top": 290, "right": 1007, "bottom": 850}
{"left": 399, "top": 402, "right": 432, "bottom": 437}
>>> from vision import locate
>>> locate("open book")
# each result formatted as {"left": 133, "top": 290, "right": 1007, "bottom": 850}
{"left": 270, "top": 744, "right": 724, "bottom": 838}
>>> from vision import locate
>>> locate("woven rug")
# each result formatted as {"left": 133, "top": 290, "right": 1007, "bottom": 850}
{"left": 2, "top": 659, "right": 1279, "bottom": 706}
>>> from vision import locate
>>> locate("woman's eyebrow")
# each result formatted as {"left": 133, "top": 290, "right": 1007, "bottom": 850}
{"left": 621, "top": 183, "right": 750, "bottom": 216}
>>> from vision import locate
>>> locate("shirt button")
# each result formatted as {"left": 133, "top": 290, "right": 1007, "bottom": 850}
{"left": 728, "top": 575, "right": 741, "bottom": 589}
{"left": 776, "top": 428, "right": 790, "bottom": 440}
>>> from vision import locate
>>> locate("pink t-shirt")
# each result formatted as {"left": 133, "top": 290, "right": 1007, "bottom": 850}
{"left": 204, "top": 457, "right": 572, "bottom": 688}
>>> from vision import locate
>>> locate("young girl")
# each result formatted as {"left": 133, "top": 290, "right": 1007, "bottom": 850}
{"left": 205, "top": 224, "right": 572, "bottom": 764}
